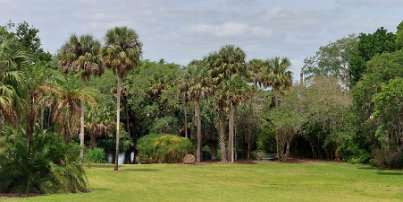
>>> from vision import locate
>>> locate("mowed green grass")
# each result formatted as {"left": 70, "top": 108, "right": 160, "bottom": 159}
{"left": 6, "top": 161, "right": 403, "bottom": 202}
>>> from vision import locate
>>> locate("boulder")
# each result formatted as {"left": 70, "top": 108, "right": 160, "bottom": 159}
{"left": 183, "top": 154, "right": 195, "bottom": 164}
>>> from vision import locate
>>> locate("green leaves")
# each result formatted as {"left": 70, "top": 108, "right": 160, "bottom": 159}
{"left": 100, "top": 26, "right": 142, "bottom": 79}
{"left": 303, "top": 34, "right": 358, "bottom": 88}
{"left": 373, "top": 78, "right": 403, "bottom": 149}
{"left": 0, "top": 127, "right": 88, "bottom": 193}
{"left": 57, "top": 34, "right": 103, "bottom": 80}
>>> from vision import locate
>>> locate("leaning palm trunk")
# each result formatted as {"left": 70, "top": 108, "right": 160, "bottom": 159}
{"left": 228, "top": 103, "right": 235, "bottom": 163}
{"left": 79, "top": 99, "right": 85, "bottom": 158}
{"left": 195, "top": 98, "right": 202, "bottom": 163}
{"left": 218, "top": 106, "right": 227, "bottom": 162}
{"left": 114, "top": 76, "right": 122, "bottom": 171}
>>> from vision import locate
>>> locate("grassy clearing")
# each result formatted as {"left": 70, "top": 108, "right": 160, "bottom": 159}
{"left": 5, "top": 161, "right": 403, "bottom": 202}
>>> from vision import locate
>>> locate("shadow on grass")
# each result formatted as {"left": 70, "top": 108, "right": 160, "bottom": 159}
{"left": 87, "top": 164, "right": 114, "bottom": 168}
{"left": 376, "top": 171, "right": 403, "bottom": 176}
{"left": 91, "top": 187, "right": 110, "bottom": 192}
{"left": 120, "top": 168, "right": 159, "bottom": 172}
{"left": 357, "top": 166, "right": 377, "bottom": 170}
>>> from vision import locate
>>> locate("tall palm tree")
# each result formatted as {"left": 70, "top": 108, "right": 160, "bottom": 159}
{"left": 264, "top": 57, "right": 292, "bottom": 159}
{"left": 179, "top": 72, "right": 190, "bottom": 139}
{"left": 0, "top": 31, "right": 29, "bottom": 127}
{"left": 183, "top": 61, "right": 213, "bottom": 163}
{"left": 100, "top": 26, "right": 142, "bottom": 171}
{"left": 207, "top": 45, "right": 248, "bottom": 163}
{"left": 58, "top": 34, "right": 103, "bottom": 158}
{"left": 266, "top": 57, "right": 293, "bottom": 107}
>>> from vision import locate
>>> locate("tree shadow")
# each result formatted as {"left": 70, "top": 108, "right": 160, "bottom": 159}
{"left": 376, "top": 171, "right": 403, "bottom": 176}
{"left": 120, "top": 168, "right": 159, "bottom": 172}
{"left": 357, "top": 166, "right": 377, "bottom": 170}
{"left": 86, "top": 164, "right": 114, "bottom": 168}
{"left": 90, "top": 187, "right": 110, "bottom": 192}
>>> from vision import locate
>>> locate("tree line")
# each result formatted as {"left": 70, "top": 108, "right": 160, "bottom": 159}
{"left": 1, "top": 19, "right": 403, "bottom": 188}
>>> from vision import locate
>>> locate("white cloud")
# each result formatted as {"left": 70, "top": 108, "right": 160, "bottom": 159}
{"left": 0, "top": 0, "right": 401, "bottom": 78}
{"left": 184, "top": 22, "right": 271, "bottom": 37}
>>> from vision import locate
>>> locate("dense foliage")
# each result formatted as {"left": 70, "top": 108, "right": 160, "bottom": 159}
{"left": 136, "top": 134, "right": 193, "bottom": 163}
{"left": 0, "top": 127, "right": 87, "bottom": 193}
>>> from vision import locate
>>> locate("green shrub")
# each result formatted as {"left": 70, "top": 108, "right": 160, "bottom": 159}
{"left": 85, "top": 148, "right": 106, "bottom": 163}
{"left": 136, "top": 134, "right": 193, "bottom": 163}
{"left": 372, "top": 149, "right": 403, "bottom": 169}
{"left": 339, "top": 140, "right": 371, "bottom": 164}
{"left": 0, "top": 126, "right": 88, "bottom": 194}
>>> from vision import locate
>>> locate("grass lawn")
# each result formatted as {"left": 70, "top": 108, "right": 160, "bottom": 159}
{"left": 5, "top": 161, "right": 403, "bottom": 202}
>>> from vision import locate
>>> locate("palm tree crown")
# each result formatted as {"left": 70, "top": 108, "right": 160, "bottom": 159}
{"left": 267, "top": 57, "right": 293, "bottom": 91}
{"left": 0, "top": 32, "right": 29, "bottom": 125}
{"left": 58, "top": 34, "right": 103, "bottom": 80}
{"left": 100, "top": 27, "right": 142, "bottom": 78}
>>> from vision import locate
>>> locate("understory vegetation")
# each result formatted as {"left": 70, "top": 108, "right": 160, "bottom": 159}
{"left": 136, "top": 134, "right": 193, "bottom": 163}
{"left": 0, "top": 127, "right": 87, "bottom": 193}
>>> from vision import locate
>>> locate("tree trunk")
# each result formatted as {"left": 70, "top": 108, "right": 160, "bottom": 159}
{"left": 124, "top": 148, "right": 132, "bottom": 164}
{"left": 184, "top": 101, "right": 188, "bottom": 138}
{"left": 275, "top": 133, "right": 279, "bottom": 159}
{"left": 234, "top": 106, "right": 237, "bottom": 161}
{"left": 285, "top": 140, "right": 291, "bottom": 159}
{"left": 195, "top": 98, "right": 202, "bottom": 163}
{"left": 247, "top": 132, "right": 251, "bottom": 160}
{"left": 114, "top": 76, "right": 122, "bottom": 171}
{"left": 300, "top": 72, "right": 304, "bottom": 86}
{"left": 229, "top": 103, "right": 235, "bottom": 163}
{"left": 273, "top": 91, "right": 279, "bottom": 107}
{"left": 125, "top": 101, "right": 131, "bottom": 136}
{"left": 218, "top": 106, "right": 227, "bottom": 162}
{"left": 79, "top": 99, "right": 85, "bottom": 158}
{"left": 47, "top": 106, "right": 52, "bottom": 128}
{"left": 40, "top": 107, "right": 44, "bottom": 130}
{"left": 27, "top": 95, "right": 35, "bottom": 152}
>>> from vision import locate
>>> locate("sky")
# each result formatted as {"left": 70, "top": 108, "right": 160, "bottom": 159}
{"left": 1, "top": 0, "right": 402, "bottom": 77}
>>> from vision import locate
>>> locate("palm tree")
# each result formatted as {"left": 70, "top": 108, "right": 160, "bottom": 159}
{"left": 25, "top": 63, "right": 53, "bottom": 150}
{"left": 183, "top": 61, "right": 213, "bottom": 163}
{"left": 179, "top": 73, "right": 190, "bottom": 139}
{"left": 266, "top": 57, "right": 293, "bottom": 107}
{"left": 247, "top": 58, "right": 265, "bottom": 87}
{"left": 49, "top": 73, "right": 97, "bottom": 142}
{"left": 264, "top": 57, "right": 292, "bottom": 159}
{"left": 0, "top": 31, "right": 29, "bottom": 127}
{"left": 207, "top": 45, "right": 248, "bottom": 163}
{"left": 58, "top": 34, "right": 103, "bottom": 158}
{"left": 100, "top": 26, "right": 142, "bottom": 171}
{"left": 85, "top": 106, "right": 115, "bottom": 147}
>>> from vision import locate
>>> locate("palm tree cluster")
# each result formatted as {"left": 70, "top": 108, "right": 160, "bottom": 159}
{"left": 181, "top": 45, "right": 293, "bottom": 163}
{"left": 1, "top": 21, "right": 295, "bottom": 172}
{"left": 0, "top": 25, "right": 142, "bottom": 172}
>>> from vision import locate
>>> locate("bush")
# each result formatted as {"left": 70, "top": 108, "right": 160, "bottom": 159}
{"left": 136, "top": 134, "right": 193, "bottom": 163}
{"left": 372, "top": 149, "right": 403, "bottom": 169}
{"left": 85, "top": 148, "right": 106, "bottom": 163}
{"left": 339, "top": 140, "right": 371, "bottom": 164}
{"left": 0, "top": 127, "right": 88, "bottom": 194}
